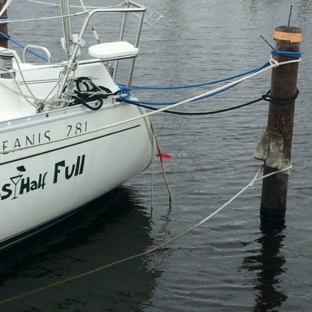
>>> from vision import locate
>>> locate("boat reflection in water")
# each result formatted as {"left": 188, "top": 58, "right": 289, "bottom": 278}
{"left": 0, "top": 186, "right": 161, "bottom": 311}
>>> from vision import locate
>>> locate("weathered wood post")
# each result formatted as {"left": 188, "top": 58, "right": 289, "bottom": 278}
{"left": 0, "top": 0, "right": 8, "bottom": 48}
{"left": 254, "top": 26, "right": 302, "bottom": 226}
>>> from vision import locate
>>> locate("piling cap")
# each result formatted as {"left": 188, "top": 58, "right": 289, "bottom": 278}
{"left": 274, "top": 26, "right": 302, "bottom": 43}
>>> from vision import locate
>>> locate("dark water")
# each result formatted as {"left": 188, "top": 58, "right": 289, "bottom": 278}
{"left": 1, "top": 0, "right": 312, "bottom": 311}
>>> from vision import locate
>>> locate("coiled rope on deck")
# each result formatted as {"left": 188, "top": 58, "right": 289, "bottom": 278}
{"left": 0, "top": 164, "right": 292, "bottom": 305}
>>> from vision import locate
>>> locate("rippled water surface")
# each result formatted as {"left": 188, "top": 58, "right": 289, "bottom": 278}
{"left": 1, "top": 0, "right": 312, "bottom": 311}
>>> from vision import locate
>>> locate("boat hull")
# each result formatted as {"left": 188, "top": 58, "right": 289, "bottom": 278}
{"left": 0, "top": 102, "right": 153, "bottom": 249}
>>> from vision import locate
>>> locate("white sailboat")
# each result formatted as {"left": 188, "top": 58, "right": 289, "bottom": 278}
{"left": 0, "top": 1, "right": 154, "bottom": 249}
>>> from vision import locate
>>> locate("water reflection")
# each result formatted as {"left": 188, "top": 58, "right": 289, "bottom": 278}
{"left": 241, "top": 226, "right": 287, "bottom": 311}
{"left": 0, "top": 186, "right": 160, "bottom": 311}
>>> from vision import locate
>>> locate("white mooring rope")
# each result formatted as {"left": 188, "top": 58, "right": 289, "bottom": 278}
{"left": 0, "top": 58, "right": 301, "bottom": 156}
{"left": 0, "top": 164, "right": 292, "bottom": 305}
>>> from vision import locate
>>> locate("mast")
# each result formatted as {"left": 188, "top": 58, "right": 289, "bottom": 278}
{"left": 60, "top": 0, "right": 73, "bottom": 57}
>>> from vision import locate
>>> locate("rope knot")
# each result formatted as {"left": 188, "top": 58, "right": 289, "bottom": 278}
{"left": 269, "top": 57, "right": 280, "bottom": 68}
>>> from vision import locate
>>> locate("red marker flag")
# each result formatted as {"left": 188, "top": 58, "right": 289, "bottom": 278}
{"left": 156, "top": 147, "right": 171, "bottom": 160}
{"left": 156, "top": 152, "right": 171, "bottom": 159}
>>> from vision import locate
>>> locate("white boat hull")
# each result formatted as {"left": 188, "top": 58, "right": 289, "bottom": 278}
{"left": 0, "top": 1, "right": 152, "bottom": 249}
{"left": 0, "top": 103, "right": 153, "bottom": 249}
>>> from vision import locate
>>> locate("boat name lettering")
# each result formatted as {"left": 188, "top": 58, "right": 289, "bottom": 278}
{"left": 0, "top": 168, "right": 48, "bottom": 201}
{"left": 19, "top": 173, "right": 48, "bottom": 195}
{"left": 67, "top": 122, "right": 88, "bottom": 137}
{"left": 0, "top": 155, "right": 86, "bottom": 201}
{"left": 1, "top": 130, "right": 51, "bottom": 152}
{"left": 53, "top": 155, "right": 86, "bottom": 184}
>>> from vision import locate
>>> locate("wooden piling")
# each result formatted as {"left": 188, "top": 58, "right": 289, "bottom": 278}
{"left": 260, "top": 26, "right": 302, "bottom": 224}
{"left": 0, "top": 0, "right": 8, "bottom": 48}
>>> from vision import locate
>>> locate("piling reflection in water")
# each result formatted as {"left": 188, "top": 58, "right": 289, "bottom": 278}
{"left": 0, "top": 186, "right": 160, "bottom": 311}
{"left": 241, "top": 226, "right": 287, "bottom": 311}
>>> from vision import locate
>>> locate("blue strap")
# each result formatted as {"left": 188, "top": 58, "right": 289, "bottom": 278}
{"left": 271, "top": 49, "right": 302, "bottom": 58}
{"left": 0, "top": 30, "right": 48, "bottom": 62}
{"left": 119, "top": 82, "right": 240, "bottom": 106}
{"left": 118, "top": 62, "right": 270, "bottom": 91}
